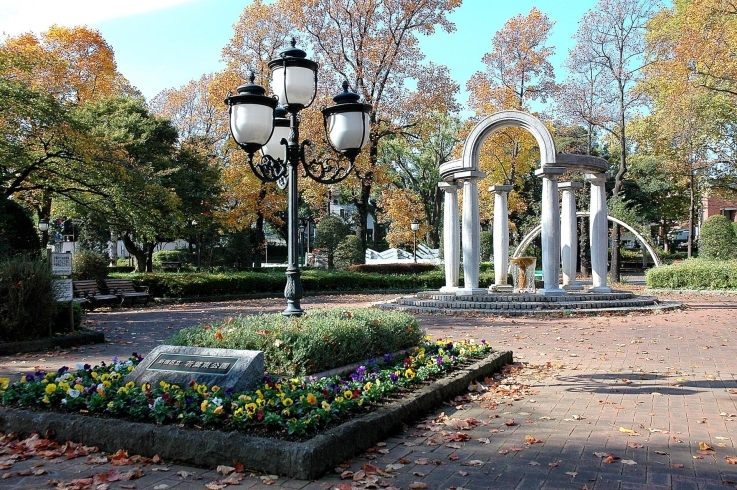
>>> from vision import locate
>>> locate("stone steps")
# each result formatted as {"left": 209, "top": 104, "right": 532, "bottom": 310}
{"left": 375, "top": 290, "right": 682, "bottom": 316}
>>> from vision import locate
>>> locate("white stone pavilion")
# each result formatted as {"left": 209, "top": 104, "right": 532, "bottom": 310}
{"left": 438, "top": 110, "right": 611, "bottom": 296}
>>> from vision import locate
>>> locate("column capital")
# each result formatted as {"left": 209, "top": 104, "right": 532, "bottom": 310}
{"left": 438, "top": 181, "right": 460, "bottom": 193}
{"left": 488, "top": 184, "right": 514, "bottom": 194}
{"left": 454, "top": 170, "right": 486, "bottom": 182}
{"left": 559, "top": 181, "right": 584, "bottom": 191}
{"left": 585, "top": 172, "right": 607, "bottom": 184}
{"left": 535, "top": 166, "right": 566, "bottom": 177}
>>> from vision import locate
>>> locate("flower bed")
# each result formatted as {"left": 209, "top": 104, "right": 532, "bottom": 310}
{"left": 0, "top": 338, "right": 493, "bottom": 439}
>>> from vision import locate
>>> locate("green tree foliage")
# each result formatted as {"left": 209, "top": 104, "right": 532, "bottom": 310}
{"left": 314, "top": 215, "right": 350, "bottom": 269}
{"left": 699, "top": 215, "right": 737, "bottom": 260}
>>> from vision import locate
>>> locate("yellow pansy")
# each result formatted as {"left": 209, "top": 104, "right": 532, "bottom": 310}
{"left": 45, "top": 383, "right": 57, "bottom": 395}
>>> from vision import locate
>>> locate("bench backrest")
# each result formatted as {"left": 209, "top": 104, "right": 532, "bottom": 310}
{"left": 102, "top": 279, "right": 140, "bottom": 293}
{"left": 73, "top": 280, "right": 105, "bottom": 295}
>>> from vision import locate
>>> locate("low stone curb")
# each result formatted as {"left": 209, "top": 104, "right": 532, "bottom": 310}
{"left": 0, "top": 350, "right": 512, "bottom": 480}
{"left": 0, "top": 331, "right": 105, "bottom": 356}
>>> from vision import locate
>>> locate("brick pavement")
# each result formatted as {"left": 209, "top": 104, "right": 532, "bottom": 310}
{"left": 0, "top": 288, "right": 736, "bottom": 489}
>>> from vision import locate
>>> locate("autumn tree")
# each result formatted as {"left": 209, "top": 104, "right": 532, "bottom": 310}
{"left": 465, "top": 8, "right": 556, "bottom": 236}
{"left": 377, "top": 111, "right": 461, "bottom": 248}
{"left": 642, "top": 0, "right": 737, "bottom": 253}
{"left": 278, "top": 0, "right": 461, "bottom": 257}
{"left": 561, "top": 0, "right": 660, "bottom": 280}
{"left": 0, "top": 26, "right": 134, "bottom": 228}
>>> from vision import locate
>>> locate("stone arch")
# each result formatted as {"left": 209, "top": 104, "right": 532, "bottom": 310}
{"left": 512, "top": 212, "right": 662, "bottom": 267}
{"left": 439, "top": 110, "right": 557, "bottom": 180}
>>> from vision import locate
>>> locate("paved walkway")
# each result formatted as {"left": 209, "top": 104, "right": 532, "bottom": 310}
{"left": 1, "top": 288, "right": 736, "bottom": 489}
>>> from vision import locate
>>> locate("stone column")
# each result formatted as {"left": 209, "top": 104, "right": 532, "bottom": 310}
{"left": 560, "top": 182, "right": 583, "bottom": 290}
{"left": 439, "top": 181, "right": 460, "bottom": 292}
{"left": 455, "top": 170, "right": 487, "bottom": 296}
{"left": 489, "top": 185, "right": 514, "bottom": 292}
{"left": 535, "top": 167, "right": 567, "bottom": 296}
{"left": 586, "top": 173, "right": 612, "bottom": 292}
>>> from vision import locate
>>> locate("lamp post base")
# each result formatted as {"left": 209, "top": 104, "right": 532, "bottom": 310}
{"left": 282, "top": 267, "right": 304, "bottom": 316}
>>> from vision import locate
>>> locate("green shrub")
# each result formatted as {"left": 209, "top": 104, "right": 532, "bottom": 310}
{"left": 72, "top": 250, "right": 109, "bottom": 280}
{"left": 646, "top": 259, "right": 737, "bottom": 289}
{"left": 334, "top": 235, "right": 364, "bottom": 269}
{"left": 698, "top": 215, "right": 737, "bottom": 260}
{"left": 0, "top": 256, "right": 56, "bottom": 341}
{"left": 170, "top": 308, "right": 424, "bottom": 376}
{"left": 51, "top": 302, "right": 83, "bottom": 333}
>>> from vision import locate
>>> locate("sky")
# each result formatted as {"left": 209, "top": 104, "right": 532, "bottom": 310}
{"left": 1, "top": 0, "right": 597, "bottom": 107}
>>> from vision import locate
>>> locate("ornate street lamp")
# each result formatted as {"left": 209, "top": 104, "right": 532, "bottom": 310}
{"left": 38, "top": 218, "right": 49, "bottom": 249}
{"left": 225, "top": 39, "right": 372, "bottom": 316}
{"left": 411, "top": 219, "right": 420, "bottom": 263}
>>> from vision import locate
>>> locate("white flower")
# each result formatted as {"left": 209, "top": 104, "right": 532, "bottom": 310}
{"left": 211, "top": 397, "right": 223, "bottom": 407}
{"left": 66, "top": 389, "right": 80, "bottom": 399}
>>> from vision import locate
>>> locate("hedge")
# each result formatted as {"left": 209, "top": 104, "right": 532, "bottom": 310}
{"left": 111, "top": 267, "right": 497, "bottom": 299}
{"left": 646, "top": 259, "right": 737, "bottom": 290}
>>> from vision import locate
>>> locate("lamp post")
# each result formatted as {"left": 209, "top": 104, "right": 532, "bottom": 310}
{"left": 411, "top": 219, "right": 420, "bottom": 263}
{"left": 38, "top": 218, "right": 49, "bottom": 249}
{"left": 225, "top": 39, "right": 371, "bottom": 316}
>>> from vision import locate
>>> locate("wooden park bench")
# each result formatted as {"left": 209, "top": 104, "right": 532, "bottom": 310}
{"left": 100, "top": 279, "right": 150, "bottom": 306}
{"left": 72, "top": 280, "right": 121, "bottom": 310}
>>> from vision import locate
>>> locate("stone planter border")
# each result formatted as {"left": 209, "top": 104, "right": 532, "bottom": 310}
{"left": 0, "top": 350, "right": 512, "bottom": 480}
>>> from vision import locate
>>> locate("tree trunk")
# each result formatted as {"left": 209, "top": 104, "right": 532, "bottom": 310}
{"left": 122, "top": 233, "right": 147, "bottom": 273}
{"left": 688, "top": 168, "right": 695, "bottom": 258}
{"left": 353, "top": 182, "right": 372, "bottom": 263}
{"left": 579, "top": 216, "right": 591, "bottom": 277}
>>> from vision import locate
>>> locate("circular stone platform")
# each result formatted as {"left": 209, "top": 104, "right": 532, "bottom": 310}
{"left": 374, "top": 290, "right": 682, "bottom": 316}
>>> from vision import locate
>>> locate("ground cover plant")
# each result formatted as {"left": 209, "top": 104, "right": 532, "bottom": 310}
{"left": 170, "top": 308, "right": 425, "bottom": 376}
{"left": 0, "top": 338, "right": 493, "bottom": 439}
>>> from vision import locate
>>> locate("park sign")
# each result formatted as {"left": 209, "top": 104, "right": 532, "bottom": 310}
{"left": 126, "top": 345, "right": 264, "bottom": 393}
{"left": 51, "top": 252, "right": 73, "bottom": 275}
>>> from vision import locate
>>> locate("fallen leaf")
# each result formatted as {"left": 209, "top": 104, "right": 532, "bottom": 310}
{"left": 525, "top": 435, "right": 543, "bottom": 444}
{"left": 725, "top": 456, "right": 737, "bottom": 464}
{"left": 216, "top": 465, "right": 235, "bottom": 476}
{"left": 672, "top": 463, "right": 684, "bottom": 468}
{"left": 565, "top": 471, "right": 578, "bottom": 477}
{"left": 153, "top": 485, "right": 168, "bottom": 489}
{"left": 340, "top": 470, "right": 354, "bottom": 480}
{"left": 414, "top": 458, "right": 429, "bottom": 465}
{"left": 621, "top": 459, "right": 637, "bottom": 465}
{"left": 698, "top": 442, "right": 713, "bottom": 451}
{"left": 461, "top": 460, "right": 484, "bottom": 467}
{"left": 504, "top": 419, "right": 516, "bottom": 426}
{"left": 529, "top": 461, "right": 540, "bottom": 466}
{"left": 352, "top": 470, "right": 366, "bottom": 481}
{"left": 413, "top": 471, "right": 425, "bottom": 477}
{"left": 498, "top": 450, "right": 509, "bottom": 455}
{"left": 448, "top": 454, "right": 459, "bottom": 461}
{"left": 549, "top": 462, "right": 559, "bottom": 468}
{"left": 409, "top": 483, "right": 429, "bottom": 489}
{"left": 459, "top": 471, "right": 468, "bottom": 476}
{"left": 619, "top": 427, "right": 639, "bottom": 436}
{"left": 654, "top": 451, "right": 668, "bottom": 455}
{"left": 627, "top": 442, "right": 644, "bottom": 449}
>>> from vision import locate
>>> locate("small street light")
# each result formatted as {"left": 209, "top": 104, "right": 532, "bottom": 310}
{"left": 410, "top": 219, "right": 420, "bottom": 263}
{"left": 225, "top": 39, "right": 372, "bottom": 316}
{"left": 37, "top": 218, "right": 49, "bottom": 249}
